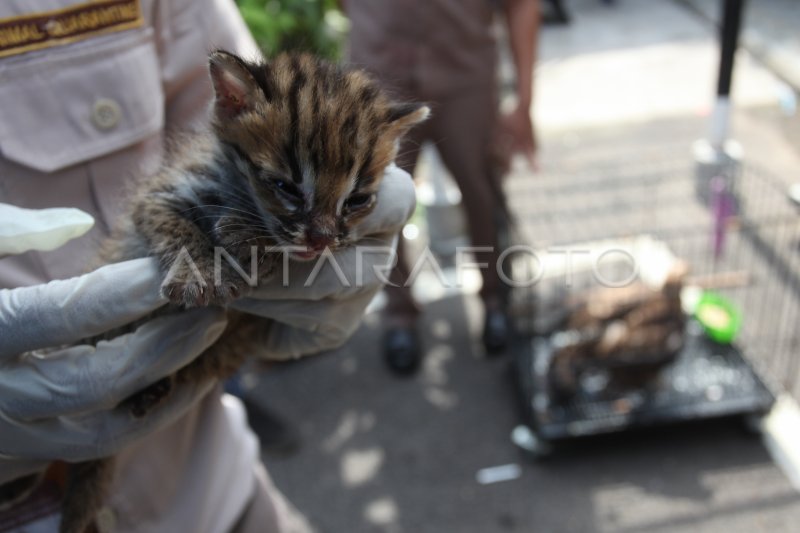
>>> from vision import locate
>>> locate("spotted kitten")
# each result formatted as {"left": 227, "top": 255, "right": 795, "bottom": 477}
{"left": 58, "top": 50, "right": 428, "bottom": 533}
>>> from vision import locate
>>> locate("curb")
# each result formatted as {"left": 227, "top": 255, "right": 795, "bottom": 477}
{"left": 741, "top": 27, "right": 800, "bottom": 93}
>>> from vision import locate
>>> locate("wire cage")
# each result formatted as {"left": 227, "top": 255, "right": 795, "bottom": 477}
{"left": 506, "top": 152, "right": 800, "bottom": 447}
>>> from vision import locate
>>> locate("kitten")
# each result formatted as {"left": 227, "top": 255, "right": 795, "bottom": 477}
{"left": 57, "top": 50, "right": 428, "bottom": 533}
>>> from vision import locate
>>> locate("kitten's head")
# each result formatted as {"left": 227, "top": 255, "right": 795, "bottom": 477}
{"left": 207, "top": 50, "right": 428, "bottom": 259}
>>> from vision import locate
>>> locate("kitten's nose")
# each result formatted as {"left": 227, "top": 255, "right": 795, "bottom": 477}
{"left": 305, "top": 228, "right": 334, "bottom": 252}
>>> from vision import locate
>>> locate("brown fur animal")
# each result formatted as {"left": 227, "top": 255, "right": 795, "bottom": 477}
{"left": 57, "top": 50, "right": 428, "bottom": 533}
{"left": 549, "top": 262, "right": 688, "bottom": 398}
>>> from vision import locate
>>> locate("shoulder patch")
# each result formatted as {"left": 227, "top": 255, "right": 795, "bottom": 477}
{"left": 0, "top": 0, "right": 143, "bottom": 59}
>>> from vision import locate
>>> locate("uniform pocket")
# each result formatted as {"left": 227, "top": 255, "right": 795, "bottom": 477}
{"left": 0, "top": 27, "right": 163, "bottom": 173}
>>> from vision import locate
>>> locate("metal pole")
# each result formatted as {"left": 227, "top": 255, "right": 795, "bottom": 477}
{"left": 695, "top": 0, "right": 746, "bottom": 205}
{"left": 709, "top": 0, "right": 745, "bottom": 147}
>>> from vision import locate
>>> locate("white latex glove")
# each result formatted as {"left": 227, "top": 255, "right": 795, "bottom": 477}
{"left": 0, "top": 259, "right": 228, "bottom": 484}
{"left": 231, "top": 164, "right": 416, "bottom": 359}
{"left": 0, "top": 165, "right": 415, "bottom": 483}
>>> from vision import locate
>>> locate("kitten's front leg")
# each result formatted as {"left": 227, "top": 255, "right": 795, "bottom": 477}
{"left": 161, "top": 254, "right": 248, "bottom": 308}
{"left": 133, "top": 197, "right": 247, "bottom": 307}
{"left": 212, "top": 215, "right": 280, "bottom": 292}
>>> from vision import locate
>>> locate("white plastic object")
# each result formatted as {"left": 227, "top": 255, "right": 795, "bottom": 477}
{"left": 0, "top": 203, "right": 94, "bottom": 255}
{"left": 475, "top": 463, "right": 522, "bottom": 485}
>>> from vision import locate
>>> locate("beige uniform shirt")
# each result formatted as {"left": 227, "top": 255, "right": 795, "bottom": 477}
{"left": 0, "top": 0, "right": 261, "bottom": 288}
{"left": 0, "top": 1, "right": 265, "bottom": 531}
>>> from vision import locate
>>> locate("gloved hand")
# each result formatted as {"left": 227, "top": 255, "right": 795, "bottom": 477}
{"left": 231, "top": 164, "right": 416, "bottom": 359}
{"left": 0, "top": 165, "right": 415, "bottom": 483}
{"left": 0, "top": 258, "right": 228, "bottom": 484}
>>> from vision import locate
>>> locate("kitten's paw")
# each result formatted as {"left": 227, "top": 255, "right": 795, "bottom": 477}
{"left": 161, "top": 278, "right": 246, "bottom": 307}
{"left": 161, "top": 279, "right": 211, "bottom": 307}
{"left": 211, "top": 279, "right": 245, "bottom": 304}
{"left": 161, "top": 261, "right": 249, "bottom": 307}
{"left": 127, "top": 377, "right": 173, "bottom": 418}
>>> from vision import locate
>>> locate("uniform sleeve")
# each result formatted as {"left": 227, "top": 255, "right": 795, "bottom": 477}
{"left": 153, "top": 0, "right": 263, "bottom": 131}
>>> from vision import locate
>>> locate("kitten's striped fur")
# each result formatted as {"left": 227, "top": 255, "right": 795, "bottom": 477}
{"left": 58, "top": 51, "right": 428, "bottom": 533}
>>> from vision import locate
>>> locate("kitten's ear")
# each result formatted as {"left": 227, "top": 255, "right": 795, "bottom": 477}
{"left": 209, "top": 51, "right": 264, "bottom": 119}
{"left": 387, "top": 103, "right": 430, "bottom": 135}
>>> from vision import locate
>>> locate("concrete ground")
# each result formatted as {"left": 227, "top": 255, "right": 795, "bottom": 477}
{"left": 247, "top": 1, "right": 800, "bottom": 531}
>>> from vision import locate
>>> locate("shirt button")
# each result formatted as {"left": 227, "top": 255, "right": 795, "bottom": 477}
{"left": 91, "top": 98, "right": 122, "bottom": 131}
{"left": 95, "top": 506, "right": 117, "bottom": 533}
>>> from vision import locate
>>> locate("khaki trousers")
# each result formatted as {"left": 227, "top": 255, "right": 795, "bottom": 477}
{"left": 385, "top": 81, "right": 507, "bottom": 320}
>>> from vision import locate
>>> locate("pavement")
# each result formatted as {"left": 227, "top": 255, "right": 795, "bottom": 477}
{"left": 679, "top": 0, "right": 800, "bottom": 91}
{"left": 246, "top": 1, "right": 800, "bottom": 531}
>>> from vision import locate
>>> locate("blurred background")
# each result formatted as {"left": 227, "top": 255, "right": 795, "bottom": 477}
{"left": 235, "top": 0, "right": 345, "bottom": 59}
{"left": 235, "top": 1, "right": 800, "bottom": 531}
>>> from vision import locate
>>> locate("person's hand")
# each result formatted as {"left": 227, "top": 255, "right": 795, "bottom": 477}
{"left": 230, "top": 164, "right": 416, "bottom": 359}
{"left": 0, "top": 259, "right": 228, "bottom": 484}
{"left": 493, "top": 103, "right": 538, "bottom": 174}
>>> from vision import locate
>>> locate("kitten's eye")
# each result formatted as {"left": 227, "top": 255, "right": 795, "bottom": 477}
{"left": 344, "top": 193, "right": 376, "bottom": 212}
{"left": 272, "top": 179, "right": 303, "bottom": 200}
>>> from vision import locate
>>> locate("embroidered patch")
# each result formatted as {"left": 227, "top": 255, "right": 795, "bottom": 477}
{"left": 0, "top": 0, "right": 143, "bottom": 59}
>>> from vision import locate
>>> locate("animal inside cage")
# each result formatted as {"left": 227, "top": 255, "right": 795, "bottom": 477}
{"left": 506, "top": 155, "right": 800, "bottom": 452}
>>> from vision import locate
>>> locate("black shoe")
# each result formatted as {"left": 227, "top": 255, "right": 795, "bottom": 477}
{"left": 384, "top": 327, "right": 422, "bottom": 376}
{"left": 483, "top": 309, "right": 511, "bottom": 355}
{"left": 241, "top": 396, "right": 301, "bottom": 456}
{"left": 543, "top": 0, "right": 571, "bottom": 25}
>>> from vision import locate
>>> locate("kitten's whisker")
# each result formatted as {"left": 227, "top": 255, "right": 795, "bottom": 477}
{"left": 212, "top": 223, "right": 270, "bottom": 232}
{"left": 182, "top": 204, "right": 262, "bottom": 219}
{"left": 221, "top": 224, "right": 276, "bottom": 239}
{"left": 185, "top": 214, "right": 252, "bottom": 223}
{"left": 184, "top": 218, "right": 271, "bottom": 235}
{"left": 393, "top": 148, "right": 421, "bottom": 159}
{"left": 355, "top": 237, "right": 392, "bottom": 246}
{"left": 228, "top": 236, "right": 269, "bottom": 249}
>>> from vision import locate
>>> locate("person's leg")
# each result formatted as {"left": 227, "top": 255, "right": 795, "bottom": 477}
{"left": 382, "top": 132, "right": 424, "bottom": 325}
{"left": 427, "top": 83, "right": 511, "bottom": 353}
{"left": 224, "top": 376, "right": 300, "bottom": 455}
{"left": 381, "top": 127, "right": 427, "bottom": 374}
{"left": 230, "top": 462, "right": 314, "bottom": 533}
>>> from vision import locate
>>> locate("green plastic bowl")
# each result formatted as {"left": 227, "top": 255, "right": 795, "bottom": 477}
{"left": 694, "top": 291, "right": 742, "bottom": 344}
